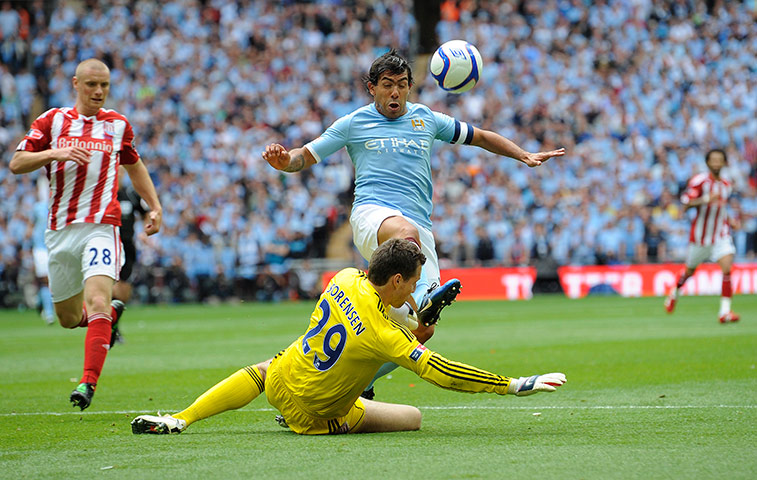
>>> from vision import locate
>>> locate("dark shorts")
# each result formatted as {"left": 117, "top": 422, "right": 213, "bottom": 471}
{"left": 119, "top": 240, "right": 136, "bottom": 281}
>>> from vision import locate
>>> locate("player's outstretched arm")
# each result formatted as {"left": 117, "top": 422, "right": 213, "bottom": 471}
{"left": 507, "top": 373, "right": 567, "bottom": 396}
{"left": 470, "top": 127, "right": 565, "bottom": 167}
{"left": 262, "top": 144, "right": 317, "bottom": 173}
{"left": 413, "top": 351, "right": 566, "bottom": 396}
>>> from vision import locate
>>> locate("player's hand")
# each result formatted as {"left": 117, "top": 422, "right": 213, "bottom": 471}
{"left": 54, "top": 146, "right": 92, "bottom": 166}
{"left": 707, "top": 193, "right": 726, "bottom": 206}
{"left": 522, "top": 148, "right": 565, "bottom": 167}
{"left": 508, "top": 373, "right": 566, "bottom": 396}
{"left": 144, "top": 209, "right": 162, "bottom": 236}
{"left": 262, "top": 144, "right": 292, "bottom": 171}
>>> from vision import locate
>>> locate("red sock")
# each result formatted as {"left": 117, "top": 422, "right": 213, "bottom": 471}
{"left": 722, "top": 274, "right": 732, "bottom": 298}
{"left": 80, "top": 313, "right": 112, "bottom": 385}
{"left": 676, "top": 271, "right": 688, "bottom": 289}
{"left": 111, "top": 305, "right": 120, "bottom": 325}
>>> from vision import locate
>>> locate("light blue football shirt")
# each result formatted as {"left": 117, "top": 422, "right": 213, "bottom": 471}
{"left": 305, "top": 102, "right": 473, "bottom": 230}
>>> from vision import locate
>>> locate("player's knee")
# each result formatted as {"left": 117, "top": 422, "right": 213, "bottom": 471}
{"left": 84, "top": 293, "right": 110, "bottom": 314}
{"left": 397, "top": 223, "right": 419, "bottom": 238}
{"left": 53, "top": 293, "right": 84, "bottom": 328}
{"left": 56, "top": 307, "right": 82, "bottom": 328}
{"left": 406, "top": 406, "right": 421, "bottom": 430}
{"left": 720, "top": 261, "right": 733, "bottom": 275}
{"left": 255, "top": 359, "right": 272, "bottom": 381}
{"left": 395, "top": 225, "right": 420, "bottom": 248}
{"left": 378, "top": 217, "right": 420, "bottom": 247}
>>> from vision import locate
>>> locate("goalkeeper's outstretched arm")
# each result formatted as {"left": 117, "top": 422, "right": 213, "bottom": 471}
{"left": 416, "top": 351, "right": 566, "bottom": 396}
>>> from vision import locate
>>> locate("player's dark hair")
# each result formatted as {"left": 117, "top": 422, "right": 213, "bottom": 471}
{"left": 367, "top": 238, "right": 426, "bottom": 286}
{"left": 362, "top": 49, "right": 413, "bottom": 93}
{"left": 705, "top": 148, "right": 728, "bottom": 165}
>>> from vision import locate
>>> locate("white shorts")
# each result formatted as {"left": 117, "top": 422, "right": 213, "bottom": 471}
{"left": 33, "top": 247, "right": 49, "bottom": 277}
{"left": 45, "top": 223, "right": 124, "bottom": 302}
{"left": 349, "top": 203, "right": 440, "bottom": 285}
{"left": 685, "top": 236, "right": 736, "bottom": 268}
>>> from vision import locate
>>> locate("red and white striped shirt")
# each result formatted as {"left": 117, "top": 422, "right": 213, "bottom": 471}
{"left": 680, "top": 172, "right": 732, "bottom": 246}
{"left": 16, "top": 107, "right": 140, "bottom": 230}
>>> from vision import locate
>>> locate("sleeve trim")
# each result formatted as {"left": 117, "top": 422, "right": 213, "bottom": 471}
{"left": 304, "top": 143, "right": 321, "bottom": 164}
{"left": 450, "top": 121, "right": 473, "bottom": 145}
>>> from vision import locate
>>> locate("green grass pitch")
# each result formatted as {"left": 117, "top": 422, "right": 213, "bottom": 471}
{"left": 1, "top": 294, "right": 755, "bottom": 479}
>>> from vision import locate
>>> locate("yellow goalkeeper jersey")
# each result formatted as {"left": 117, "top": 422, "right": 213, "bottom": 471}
{"left": 274, "top": 268, "right": 513, "bottom": 419}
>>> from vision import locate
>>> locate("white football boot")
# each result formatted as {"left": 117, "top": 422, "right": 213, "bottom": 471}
{"left": 131, "top": 413, "right": 187, "bottom": 434}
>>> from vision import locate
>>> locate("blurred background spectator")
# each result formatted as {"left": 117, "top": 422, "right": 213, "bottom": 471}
{"left": 1, "top": 0, "right": 755, "bottom": 306}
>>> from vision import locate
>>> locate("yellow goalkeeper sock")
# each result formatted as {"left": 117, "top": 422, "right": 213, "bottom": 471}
{"left": 173, "top": 365, "right": 265, "bottom": 426}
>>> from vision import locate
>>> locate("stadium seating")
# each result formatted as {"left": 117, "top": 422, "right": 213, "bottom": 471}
{"left": 0, "top": 0, "right": 755, "bottom": 306}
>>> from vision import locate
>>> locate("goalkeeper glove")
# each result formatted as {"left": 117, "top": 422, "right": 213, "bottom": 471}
{"left": 507, "top": 373, "right": 567, "bottom": 396}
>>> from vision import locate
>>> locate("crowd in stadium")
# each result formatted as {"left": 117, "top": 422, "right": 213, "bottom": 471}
{"left": 1, "top": 0, "right": 756, "bottom": 307}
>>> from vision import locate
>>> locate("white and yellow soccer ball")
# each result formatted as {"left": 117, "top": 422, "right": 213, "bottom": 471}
{"left": 429, "top": 40, "right": 483, "bottom": 94}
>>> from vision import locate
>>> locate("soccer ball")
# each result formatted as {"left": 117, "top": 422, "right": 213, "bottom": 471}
{"left": 429, "top": 40, "right": 483, "bottom": 94}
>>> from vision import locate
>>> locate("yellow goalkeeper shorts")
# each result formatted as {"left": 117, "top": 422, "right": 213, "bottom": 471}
{"left": 265, "top": 356, "right": 366, "bottom": 435}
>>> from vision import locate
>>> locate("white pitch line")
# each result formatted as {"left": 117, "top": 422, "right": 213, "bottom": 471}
{"left": 1, "top": 404, "right": 754, "bottom": 417}
{"left": 420, "top": 404, "right": 757, "bottom": 410}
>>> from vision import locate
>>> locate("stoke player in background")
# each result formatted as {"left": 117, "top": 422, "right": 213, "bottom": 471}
{"left": 664, "top": 149, "right": 740, "bottom": 323}
{"left": 10, "top": 59, "right": 163, "bottom": 410}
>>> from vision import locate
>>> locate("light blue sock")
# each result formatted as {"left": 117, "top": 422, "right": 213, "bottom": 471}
{"left": 40, "top": 286, "right": 54, "bottom": 319}
{"left": 411, "top": 262, "right": 431, "bottom": 306}
{"left": 365, "top": 362, "right": 400, "bottom": 391}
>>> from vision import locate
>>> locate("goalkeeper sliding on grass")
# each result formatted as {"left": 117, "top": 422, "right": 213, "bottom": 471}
{"left": 132, "top": 239, "right": 566, "bottom": 435}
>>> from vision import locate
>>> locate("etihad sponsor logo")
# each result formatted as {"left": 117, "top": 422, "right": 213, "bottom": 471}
{"left": 364, "top": 137, "right": 429, "bottom": 151}
{"left": 57, "top": 136, "right": 114, "bottom": 153}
